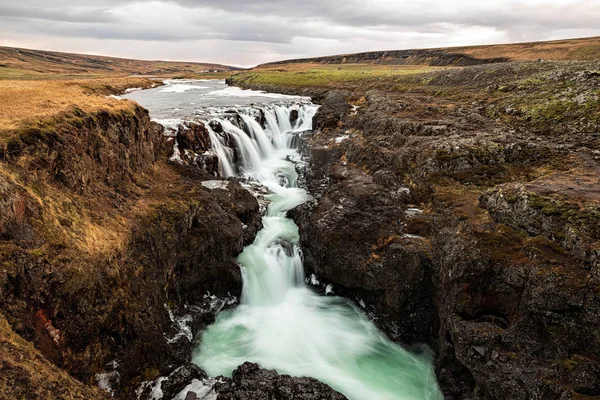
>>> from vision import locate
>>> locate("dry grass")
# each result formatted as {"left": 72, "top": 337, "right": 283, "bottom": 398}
{"left": 260, "top": 36, "right": 600, "bottom": 68}
{"left": 453, "top": 36, "right": 600, "bottom": 61}
{"left": 0, "top": 313, "right": 106, "bottom": 399}
{"left": 0, "top": 77, "right": 153, "bottom": 131}
{"left": 0, "top": 45, "right": 235, "bottom": 79}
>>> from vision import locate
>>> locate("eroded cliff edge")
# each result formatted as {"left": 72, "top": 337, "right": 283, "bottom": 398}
{"left": 0, "top": 90, "right": 262, "bottom": 398}
{"left": 235, "top": 61, "right": 600, "bottom": 399}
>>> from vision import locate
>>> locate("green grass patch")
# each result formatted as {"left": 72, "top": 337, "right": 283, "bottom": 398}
{"left": 232, "top": 65, "right": 437, "bottom": 88}
{"left": 569, "top": 44, "right": 600, "bottom": 59}
{"left": 0, "top": 66, "right": 44, "bottom": 79}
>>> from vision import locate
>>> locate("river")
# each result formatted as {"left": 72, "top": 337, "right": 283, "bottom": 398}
{"left": 124, "top": 79, "right": 442, "bottom": 400}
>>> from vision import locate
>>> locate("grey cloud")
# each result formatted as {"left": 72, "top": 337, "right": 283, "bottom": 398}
{"left": 1, "top": 0, "right": 600, "bottom": 65}
{"left": 0, "top": 4, "right": 115, "bottom": 23}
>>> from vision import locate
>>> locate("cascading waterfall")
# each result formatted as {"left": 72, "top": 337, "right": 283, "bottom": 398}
{"left": 194, "top": 102, "right": 443, "bottom": 400}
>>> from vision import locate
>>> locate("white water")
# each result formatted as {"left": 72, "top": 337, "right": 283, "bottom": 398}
{"left": 193, "top": 101, "right": 443, "bottom": 400}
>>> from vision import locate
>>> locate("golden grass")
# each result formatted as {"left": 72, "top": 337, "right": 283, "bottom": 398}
{"left": 0, "top": 162, "right": 129, "bottom": 258}
{"left": 0, "top": 77, "right": 152, "bottom": 131}
{"left": 0, "top": 313, "right": 106, "bottom": 399}
{"left": 450, "top": 36, "right": 600, "bottom": 61}
{"left": 0, "top": 45, "right": 234, "bottom": 79}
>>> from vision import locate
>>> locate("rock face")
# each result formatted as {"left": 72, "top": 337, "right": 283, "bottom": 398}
{"left": 273, "top": 62, "right": 600, "bottom": 399}
{"left": 0, "top": 104, "right": 262, "bottom": 397}
{"left": 138, "top": 363, "right": 208, "bottom": 400}
{"left": 312, "top": 91, "right": 350, "bottom": 131}
{"left": 214, "top": 363, "right": 347, "bottom": 400}
{"left": 0, "top": 313, "right": 107, "bottom": 399}
{"left": 291, "top": 163, "right": 438, "bottom": 345}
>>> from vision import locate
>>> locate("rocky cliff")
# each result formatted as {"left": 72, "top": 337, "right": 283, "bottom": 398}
{"left": 238, "top": 60, "right": 600, "bottom": 399}
{"left": 0, "top": 101, "right": 262, "bottom": 398}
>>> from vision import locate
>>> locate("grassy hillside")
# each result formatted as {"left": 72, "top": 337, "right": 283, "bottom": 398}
{"left": 0, "top": 46, "right": 238, "bottom": 79}
{"left": 259, "top": 36, "right": 600, "bottom": 67}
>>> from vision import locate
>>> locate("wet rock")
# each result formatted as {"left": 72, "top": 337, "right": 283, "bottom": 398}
{"left": 214, "top": 362, "right": 347, "bottom": 400}
{"left": 194, "top": 152, "right": 219, "bottom": 176}
{"left": 160, "top": 364, "right": 208, "bottom": 400}
{"left": 291, "top": 163, "right": 438, "bottom": 346}
{"left": 211, "top": 180, "right": 263, "bottom": 245}
{"left": 177, "top": 121, "right": 211, "bottom": 153}
{"left": 209, "top": 120, "right": 224, "bottom": 133}
{"left": 289, "top": 109, "right": 299, "bottom": 125}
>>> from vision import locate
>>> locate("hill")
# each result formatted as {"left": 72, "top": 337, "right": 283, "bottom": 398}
{"left": 258, "top": 36, "right": 600, "bottom": 67}
{"left": 0, "top": 46, "right": 238, "bottom": 79}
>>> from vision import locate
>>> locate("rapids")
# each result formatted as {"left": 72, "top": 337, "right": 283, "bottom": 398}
{"left": 126, "top": 80, "right": 443, "bottom": 400}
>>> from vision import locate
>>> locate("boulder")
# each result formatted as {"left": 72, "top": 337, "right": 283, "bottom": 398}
{"left": 214, "top": 362, "right": 347, "bottom": 400}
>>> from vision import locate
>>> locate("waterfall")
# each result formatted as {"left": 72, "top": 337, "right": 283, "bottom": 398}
{"left": 203, "top": 104, "right": 317, "bottom": 179}
{"left": 193, "top": 102, "right": 443, "bottom": 400}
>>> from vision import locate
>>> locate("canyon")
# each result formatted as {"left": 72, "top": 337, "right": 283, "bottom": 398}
{"left": 1, "top": 41, "right": 600, "bottom": 400}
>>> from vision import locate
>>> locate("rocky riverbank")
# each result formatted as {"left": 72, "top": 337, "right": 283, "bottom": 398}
{"left": 0, "top": 96, "right": 263, "bottom": 398}
{"left": 234, "top": 60, "right": 600, "bottom": 399}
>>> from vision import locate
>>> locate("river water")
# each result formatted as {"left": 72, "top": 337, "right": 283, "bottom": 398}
{"left": 124, "top": 80, "right": 442, "bottom": 400}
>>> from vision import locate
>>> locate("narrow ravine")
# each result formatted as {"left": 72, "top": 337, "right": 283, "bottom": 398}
{"left": 125, "top": 80, "right": 442, "bottom": 400}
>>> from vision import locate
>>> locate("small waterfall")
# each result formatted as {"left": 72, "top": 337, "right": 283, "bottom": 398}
{"left": 203, "top": 103, "right": 317, "bottom": 178}
{"left": 194, "top": 101, "right": 443, "bottom": 400}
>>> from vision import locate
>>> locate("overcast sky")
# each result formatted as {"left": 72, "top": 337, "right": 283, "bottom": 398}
{"left": 1, "top": 0, "right": 599, "bottom": 67}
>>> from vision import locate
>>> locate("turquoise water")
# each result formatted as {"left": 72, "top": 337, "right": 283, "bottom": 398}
{"left": 192, "top": 101, "right": 442, "bottom": 400}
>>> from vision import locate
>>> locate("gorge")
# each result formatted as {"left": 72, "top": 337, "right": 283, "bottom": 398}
{"left": 125, "top": 80, "right": 442, "bottom": 400}
{"left": 2, "top": 52, "right": 599, "bottom": 400}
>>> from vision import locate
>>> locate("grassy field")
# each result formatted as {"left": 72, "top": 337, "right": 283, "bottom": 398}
{"left": 0, "top": 77, "right": 155, "bottom": 132}
{"left": 232, "top": 63, "right": 439, "bottom": 88}
{"left": 0, "top": 46, "right": 237, "bottom": 79}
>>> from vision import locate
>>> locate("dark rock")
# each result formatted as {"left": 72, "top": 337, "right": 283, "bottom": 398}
{"left": 291, "top": 163, "right": 438, "bottom": 346}
{"left": 312, "top": 91, "right": 350, "bottom": 131}
{"left": 159, "top": 363, "right": 208, "bottom": 400}
{"left": 215, "top": 362, "right": 347, "bottom": 400}
{"left": 177, "top": 121, "right": 211, "bottom": 153}
{"left": 289, "top": 109, "right": 299, "bottom": 125}
{"left": 0, "top": 106, "right": 263, "bottom": 395}
{"left": 194, "top": 152, "right": 219, "bottom": 176}
{"left": 211, "top": 180, "right": 263, "bottom": 245}
{"left": 285, "top": 76, "right": 600, "bottom": 399}
{"left": 209, "top": 120, "right": 224, "bottom": 133}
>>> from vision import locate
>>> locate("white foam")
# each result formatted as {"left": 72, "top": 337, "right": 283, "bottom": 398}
{"left": 161, "top": 84, "right": 209, "bottom": 93}
{"left": 152, "top": 118, "right": 183, "bottom": 136}
{"left": 96, "top": 371, "right": 120, "bottom": 396}
{"left": 309, "top": 274, "right": 320, "bottom": 286}
{"left": 173, "top": 379, "right": 217, "bottom": 400}
{"left": 149, "top": 377, "right": 167, "bottom": 400}
{"left": 207, "top": 86, "right": 310, "bottom": 100}
{"left": 169, "top": 140, "right": 184, "bottom": 164}
{"left": 202, "top": 180, "right": 229, "bottom": 190}
{"left": 325, "top": 284, "right": 334, "bottom": 295}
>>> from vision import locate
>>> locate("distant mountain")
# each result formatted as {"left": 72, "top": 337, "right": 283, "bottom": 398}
{"left": 0, "top": 46, "right": 239, "bottom": 77}
{"left": 259, "top": 36, "right": 600, "bottom": 67}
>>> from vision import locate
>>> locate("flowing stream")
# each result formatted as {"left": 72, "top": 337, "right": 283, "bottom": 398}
{"left": 125, "top": 80, "right": 442, "bottom": 400}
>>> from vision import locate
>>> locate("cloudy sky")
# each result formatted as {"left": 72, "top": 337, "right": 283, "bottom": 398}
{"left": 1, "top": 0, "right": 599, "bottom": 67}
